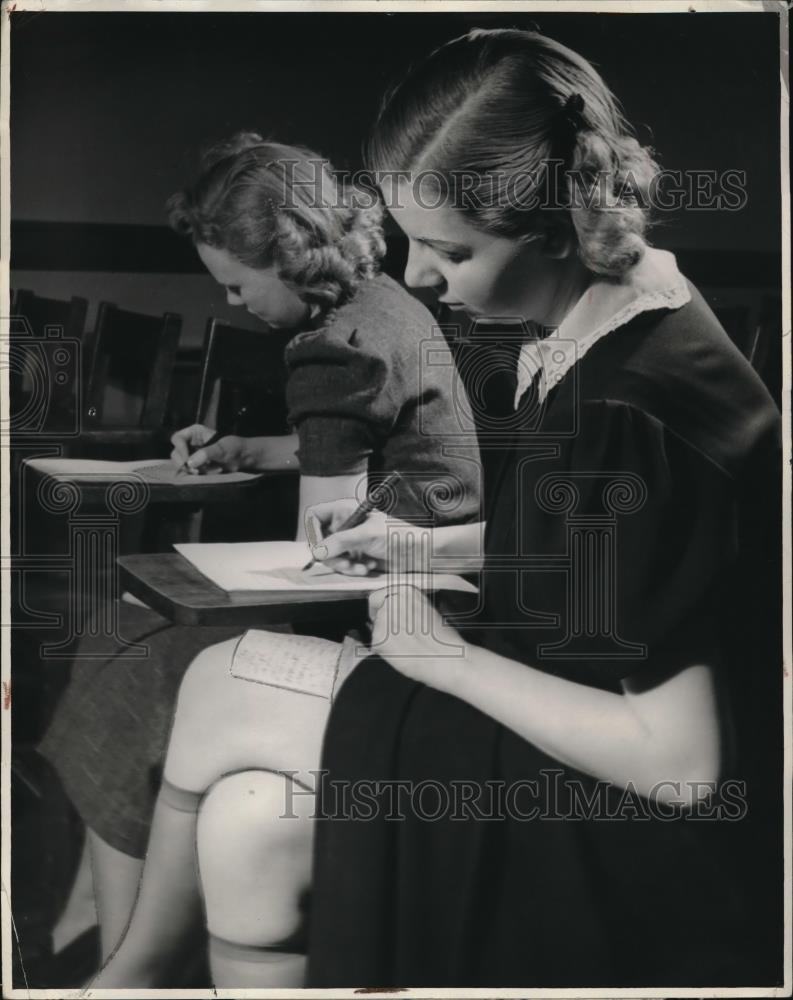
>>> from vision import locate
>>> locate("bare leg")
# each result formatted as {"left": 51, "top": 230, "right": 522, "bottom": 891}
{"left": 86, "top": 830, "right": 144, "bottom": 962}
{"left": 51, "top": 836, "right": 97, "bottom": 954}
{"left": 92, "top": 796, "right": 205, "bottom": 985}
{"left": 198, "top": 770, "right": 314, "bottom": 987}
{"left": 91, "top": 636, "right": 333, "bottom": 988}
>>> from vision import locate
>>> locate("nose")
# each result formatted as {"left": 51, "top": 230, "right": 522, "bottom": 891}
{"left": 404, "top": 241, "right": 443, "bottom": 291}
{"left": 226, "top": 290, "right": 243, "bottom": 307}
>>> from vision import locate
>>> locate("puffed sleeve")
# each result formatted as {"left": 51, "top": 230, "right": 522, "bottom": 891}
{"left": 284, "top": 325, "right": 401, "bottom": 476}
{"left": 482, "top": 398, "right": 751, "bottom": 688}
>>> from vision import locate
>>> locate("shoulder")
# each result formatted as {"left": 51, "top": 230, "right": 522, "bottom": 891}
{"left": 328, "top": 272, "right": 436, "bottom": 343}
{"left": 288, "top": 273, "right": 433, "bottom": 355}
{"left": 343, "top": 272, "right": 436, "bottom": 323}
{"left": 573, "top": 282, "right": 780, "bottom": 480}
{"left": 285, "top": 274, "right": 441, "bottom": 395}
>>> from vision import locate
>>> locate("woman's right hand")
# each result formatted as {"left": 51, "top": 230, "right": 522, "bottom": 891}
{"left": 305, "top": 500, "right": 423, "bottom": 576}
{"left": 170, "top": 424, "right": 248, "bottom": 474}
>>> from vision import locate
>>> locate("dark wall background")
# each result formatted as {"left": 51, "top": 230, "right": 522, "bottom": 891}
{"left": 9, "top": 9, "right": 782, "bottom": 345}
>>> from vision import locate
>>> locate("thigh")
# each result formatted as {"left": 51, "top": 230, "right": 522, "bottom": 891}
{"left": 165, "top": 637, "right": 335, "bottom": 792}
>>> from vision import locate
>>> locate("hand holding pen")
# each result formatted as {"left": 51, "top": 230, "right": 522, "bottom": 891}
{"left": 170, "top": 425, "right": 241, "bottom": 475}
{"left": 302, "top": 471, "right": 403, "bottom": 574}
{"left": 170, "top": 408, "right": 250, "bottom": 475}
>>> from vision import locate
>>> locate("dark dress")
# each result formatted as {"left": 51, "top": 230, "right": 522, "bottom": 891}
{"left": 307, "top": 284, "right": 783, "bottom": 987}
{"left": 39, "top": 273, "right": 480, "bottom": 857}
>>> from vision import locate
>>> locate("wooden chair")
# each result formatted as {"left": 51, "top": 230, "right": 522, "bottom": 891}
{"left": 80, "top": 303, "right": 182, "bottom": 442}
{"left": 195, "top": 317, "right": 293, "bottom": 433}
{"left": 9, "top": 290, "right": 89, "bottom": 437}
{"left": 11, "top": 289, "right": 88, "bottom": 342}
{"left": 192, "top": 318, "right": 297, "bottom": 542}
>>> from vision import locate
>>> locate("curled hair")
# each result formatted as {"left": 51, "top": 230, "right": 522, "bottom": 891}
{"left": 368, "top": 29, "right": 659, "bottom": 277}
{"left": 168, "top": 133, "right": 386, "bottom": 313}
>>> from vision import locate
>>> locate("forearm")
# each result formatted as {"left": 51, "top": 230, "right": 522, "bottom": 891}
{"left": 243, "top": 434, "right": 300, "bottom": 472}
{"left": 429, "top": 521, "right": 485, "bottom": 571}
{"left": 445, "top": 645, "right": 718, "bottom": 801}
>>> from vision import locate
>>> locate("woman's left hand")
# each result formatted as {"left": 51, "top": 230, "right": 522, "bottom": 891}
{"left": 367, "top": 586, "right": 468, "bottom": 693}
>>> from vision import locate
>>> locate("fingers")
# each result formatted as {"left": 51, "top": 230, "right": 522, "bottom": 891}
{"left": 368, "top": 588, "right": 390, "bottom": 617}
{"left": 170, "top": 424, "right": 214, "bottom": 466}
{"left": 368, "top": 585, "right": 427, "bottom": 646}
{"left": 186, "top": 441, "right": 227, "bottom": 472}
{"left": 305, "top": 498, "right": 360, "bottom": 535}
{"left": 305, "top": 501, "right": 388, "bottom": 574}
{"left": 319, "top": 525, "right": 377, "bottom": 561}
{"left": 304, "top": 501, "right": 380, "bottom": 571}
{"left": 368, "top": 584, "right": 425, "bottom": 617}
{"left": 368, "top": 588, "right": 391, "bottom": 647}
{"left": 321, "top": 555, "right": 379, "bottom": 577}
{"left": 303, "top": 511, "right": 327, "bottom": 553}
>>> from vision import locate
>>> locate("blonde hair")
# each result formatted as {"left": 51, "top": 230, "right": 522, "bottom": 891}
{"left": 168, "top": 133, "right": 386, "bottom": 313}
{"left": 368, "top": 29, "right": 658, "bottom": 277}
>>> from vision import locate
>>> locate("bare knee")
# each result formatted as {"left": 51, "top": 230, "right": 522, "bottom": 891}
{"left": 196, "top": 771, "right": 313, "bottom": 945}
{"left": 164, "top": 635, "right": 329, "bottom": 791}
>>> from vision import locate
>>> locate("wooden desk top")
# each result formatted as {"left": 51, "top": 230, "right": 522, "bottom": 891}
{"left": 118, "top": 552, "right": 366, "bottom": 626}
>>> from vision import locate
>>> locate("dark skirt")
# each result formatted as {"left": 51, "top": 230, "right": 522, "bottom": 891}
{"left": 38, "top": 603, "right": 241, "bottom": 858}
{"left": 307, "top": 656, "right": 783, "bottom": 988}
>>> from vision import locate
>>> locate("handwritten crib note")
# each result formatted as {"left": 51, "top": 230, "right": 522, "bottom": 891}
{"left": 230, "top": 629, "right": 343, "bottom": 699}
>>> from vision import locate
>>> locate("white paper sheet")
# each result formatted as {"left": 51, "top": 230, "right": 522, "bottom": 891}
{"left": 25, "top": 457, "right": 260, "bottom": 485}
{"left": 175, "top": 540, "right": 478, "bottom": 595}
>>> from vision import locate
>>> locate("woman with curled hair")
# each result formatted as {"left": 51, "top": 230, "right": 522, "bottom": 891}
{"left": 168, "top": 135, "right": 385, "bottom": 316}
{"left": 42, "top": 133, "right": 480, "bottom": 985}
{"left": 300, "top": 29, "right": 782, "bottom": 987}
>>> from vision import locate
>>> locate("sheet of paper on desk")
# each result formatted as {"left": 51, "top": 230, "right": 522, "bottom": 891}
{"left": 25, "top": 457, "right": 259, "bottom": 485}
{"left": 175, "top": 540, "right": 478, "bottom": 594}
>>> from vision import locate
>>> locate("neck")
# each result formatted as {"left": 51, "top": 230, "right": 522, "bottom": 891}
{"left": 284, "top": 299, "right": 313, "bottom": 330}
{"left": 541, "top": 257, "right": 593, "bottom": 329}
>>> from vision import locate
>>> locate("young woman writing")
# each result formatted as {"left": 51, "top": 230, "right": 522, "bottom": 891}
{"left": 304, "top": 28, "right": 782, "bottom": 988}
{"left": 39, "top": 133, "right": 480, "bottom": 972}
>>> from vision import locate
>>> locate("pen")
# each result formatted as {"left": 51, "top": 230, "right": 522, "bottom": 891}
{"left": 302, "top": 470, "right": 403, "bottom": 572}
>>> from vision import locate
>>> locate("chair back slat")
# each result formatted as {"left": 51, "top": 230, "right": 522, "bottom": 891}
{"left": 85, "top": 303, "right": 182, "bottom": 429}
{"left": 9, "top": 290, "right": 89, "bottom": 435}
{"left": 11, "top": 289, "right": 88, "bottom": 342}
{"left": 196, "top": 318, "right": 292, "bottom": 435}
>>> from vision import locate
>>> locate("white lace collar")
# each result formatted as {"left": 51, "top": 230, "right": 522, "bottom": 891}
{"left": 514, "top": 246, "right": 691, "bottom": 409}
